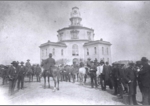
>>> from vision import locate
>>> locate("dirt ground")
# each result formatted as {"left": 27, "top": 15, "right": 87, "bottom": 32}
{"left": 0, "top": 77, "right": 142, "bottom": 105}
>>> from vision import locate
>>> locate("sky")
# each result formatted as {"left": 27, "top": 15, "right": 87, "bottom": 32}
{"left": 0, "top": 1, "right": 150, "bottom": 65}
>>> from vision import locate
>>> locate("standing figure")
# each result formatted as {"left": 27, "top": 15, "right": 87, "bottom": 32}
{"left": 36, "top": 64, "right": 42, "bottom": 82}
{"left": 138, "top": 57, "right": 150, "bottom": 105}
{"left": 124, "top": 62, "right": 138, "bottom": 105}
{"left": 112, "top": 63, "right": 119, "bottom": 95}
{"left": 89, "top": 61, "right": 97, "bottom": 88}
{"left": 17, "top": 62, "right": 26, "bottom": 90}
{"left": 1, "top": 65, "right": 8, "bottom": 85}
{"left": 103, "top": 62, "right": 112, "bottom": 90}
{"left": 26, "top": 59, "right": 32, "bottom": 82}
{"left": 94, "top": 58, "right": 98, "bottom": 66}
{"left": 8, "top": 61, "right": 18, "bottom": 95}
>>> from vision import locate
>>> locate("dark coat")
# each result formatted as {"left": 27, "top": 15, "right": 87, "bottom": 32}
{"left": 44, "top": 57, "right": 55, "bottom": 70}
{"left": 138, "top": 64, "right": 150, "bottom": 88}
{"left": 112, "top": 67, "right": 119, "bottom": 79}
{"left": 17, "top": 65, "right": 26, "bottom": 77}
{"left": 35, "top": 66, "right": 41, "bottom": 76}
{"left": 8, "top": 66, "right": 18, "bottom": 80}
{"left": 87, "top": 60, "right": 91, "bottom": 68}
{"left": 103, "top": 65, "right": 112, "bottom": 81}
{"left": 124, "top": 66, "right": 137, "bottom": 95}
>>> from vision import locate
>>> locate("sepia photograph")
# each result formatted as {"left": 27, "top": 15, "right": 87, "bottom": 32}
{"left": 0, "top": 1, "right": 150, "bottom": 105}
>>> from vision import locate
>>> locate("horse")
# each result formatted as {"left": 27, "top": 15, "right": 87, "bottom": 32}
{"left": 78, "top": 65, "right": 90, "bottom": 85}
{"left": 41, "top": 60, "right": 61, "bottom": 91}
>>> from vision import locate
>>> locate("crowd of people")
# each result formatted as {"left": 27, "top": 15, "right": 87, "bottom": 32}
{"left": 0, "top": 60, "right": 42, "bottom": 95}
{"left": 0, "top": 54, "right": 150, "bottom": 105}
{"left": 78, "top": 57, "right": 150, "bottom": 105}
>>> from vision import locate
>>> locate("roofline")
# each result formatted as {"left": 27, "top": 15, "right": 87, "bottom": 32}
{"left": 60, "top": 39, "right": 90, "bottom": 42}
{"left": 39, "top": 42, "right": 67, "bottom": 48}
{"left": 83, "top": 41, "right": 112, "bottom": 46}
{"left": 57, "top": 26, "right": 94, "bottom": 32}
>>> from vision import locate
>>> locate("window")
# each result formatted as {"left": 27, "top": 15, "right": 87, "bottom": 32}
{"left": 70, "top": 30, "right": 79, "bottom": 39}
{"left": 87, "top": 31, "right": 91, "bottom": 40}
{"left": 102, "top": 47, "right": 104, "bottom": 55}
{"left": 94, "top": 47, "right": 96, "bottom": 54}
{"left": 107, "top": 48, "right": 109, "bottom": 55}
{"left": 72, "top": 44, "right": 79, "bottom": 56}
{"left": 53, "top": 48, "right": 55, "bottom": 56}
{"left": 87, "top": 48, "right": 89, "bottom": 55}
{"left": 61, "top": 49, "right": 63, "bottom": 56}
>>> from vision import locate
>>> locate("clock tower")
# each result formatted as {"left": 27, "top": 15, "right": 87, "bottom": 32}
{"left": 70, "top": 7, "right": 82, "bottom": 26}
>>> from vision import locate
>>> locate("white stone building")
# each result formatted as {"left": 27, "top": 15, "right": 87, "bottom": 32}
{"left": 39, "top": 7, "right": 112, "bottom": 64}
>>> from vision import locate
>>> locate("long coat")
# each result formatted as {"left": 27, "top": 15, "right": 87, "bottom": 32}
{"left": 8, "top": 66, "right": 18, "bottom": 80}
{"left": 17, "top": 65, "right": 26, "bottom": 77}
{"left": 35, "top": 66, "right": 42, "bottom": 76}
{"left": 44, "top": 57, "right": 55, "bottom": 70}
{"left": 138, "top": 64, "right": 150, "bottom": 88}
{"left": 124, "top": 66, "right": 137, "bottom": 95}
{"left": 103, "top": 65, "right": 112, "bottom": 81}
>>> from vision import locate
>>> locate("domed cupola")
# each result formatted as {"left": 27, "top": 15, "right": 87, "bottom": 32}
{"left": 70, "top": 7, "right": 82, "bottom": 26}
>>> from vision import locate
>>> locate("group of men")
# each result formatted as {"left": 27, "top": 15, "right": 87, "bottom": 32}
{"left": 0, "top": 60, "right": 42, "bottom": 95}
{"left": 79, "top": 57, "right": 150, "bottom": 105}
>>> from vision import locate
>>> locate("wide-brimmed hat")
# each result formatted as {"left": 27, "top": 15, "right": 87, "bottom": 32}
{"left": 11, "top": 61, "right": 16, "bottom": 64}
{"left": 27, "top": 59, "right": 30, "bottom": 61}
{"left": 141, "top": 57, "right": 148, "bottom": 62}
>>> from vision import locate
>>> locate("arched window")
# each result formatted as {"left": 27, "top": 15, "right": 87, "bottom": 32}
{"left": 72, "top": 44, "right": 79, "bottom": 56}
{"left": 94, "top": 47, "right": 96, "bottom": 54}
{"left": 61, "top": 49, "right": 63, "bottom": 56}
{"left": 102, "top": 47, "right": 104, "bottom": 55}
{"left": 53, "top": 48, "right": 55, "bottom": 56}
{"left": 87, "top": 48, "right": 89, "bottom": 55}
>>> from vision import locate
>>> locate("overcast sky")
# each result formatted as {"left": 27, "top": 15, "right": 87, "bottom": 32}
{"left": 0, "top": 1, "right": 150, "bottom": 65}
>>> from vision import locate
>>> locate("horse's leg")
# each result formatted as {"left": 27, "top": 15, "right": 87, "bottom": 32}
{"left": 44, "top": 76, "right": 46, "bottom": 89}
{"left": 57, "top": 76, "right": 59, "bottom": 90}
{"left": 48, "top": 76, "right": 50, "bottom": 88}
{"left": 53, "top": 77, "right": 56, "bottom": 92}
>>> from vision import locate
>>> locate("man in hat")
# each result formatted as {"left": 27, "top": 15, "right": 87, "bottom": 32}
{"left": 124, "top": 62, "right": 138, "bottom": 105}
{"left": 26, "top": 59, "right": 32, "bottom": 69}
{"left": 89, "top": 61, "right": 97, "bottom": 88}
{"left": 112, "top": 63, "right": 119, "bottom": 95}
{"left": 103, "top": 62, "right": 112, "bottom": 90}
{"left": 8, "top": 61, "right": 18, "bottom": 95}
{"left": 79, "top": 59, "right": 84, "bottom": 68}
{"left": 138, "top": 57, "right": 150, "bottom": 105}
{"left": 26, "top": 59, "right": 33, "bottom": 81}
{"left": 36, "top": 64, "right": 42, "bottom": 82}
{"left": 98, "top": 60, "right": 105, "bottom": 90}
{"left": 44, "top": 53, "right": 56, "bottom": 76}
{"left": 17, "top": 62, "right": 26, "bottom": 90}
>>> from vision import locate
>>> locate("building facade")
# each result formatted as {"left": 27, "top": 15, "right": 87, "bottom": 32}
{"left": 39, "top": 7, "right": 112, "bottom": 64}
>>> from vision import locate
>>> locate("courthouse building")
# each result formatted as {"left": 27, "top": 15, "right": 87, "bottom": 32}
{"left": 39, "top": 7, "right": 112, "bottom": 64}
